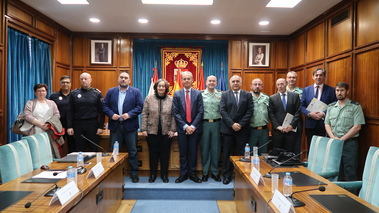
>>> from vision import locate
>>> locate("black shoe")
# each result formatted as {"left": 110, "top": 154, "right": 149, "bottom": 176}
{"left": 202, "top": 175, "right": 209, "bottom": 182}
{"left": 211, "top": 174, "right": 221, "bottom": 182}
{"left": 148, "top": 175, "right": 156, "bottom": 183}
{"left": 223, "top": 177, "right": 231, "bottom": 185}
{"left": 162, "top": 176, "right": 169, "bottom": 183}
{"left": 131, "top": 175, "right": 139, "bottom": 183}
{"left": 175, "top": 175, "right": 188, "bottom": 183}
{"left": 190, "top": 175, "right": 202, "bottom": 183}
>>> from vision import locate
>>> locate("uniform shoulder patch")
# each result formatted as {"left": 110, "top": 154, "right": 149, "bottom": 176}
{"left": 328, "top": 101, "right": 337, "bottom": 106}
{"left": 350, "top": 101, "right": 360, "bottom": 105}
{"left": 92, "top": 88, "right": 101, "bottom": 93}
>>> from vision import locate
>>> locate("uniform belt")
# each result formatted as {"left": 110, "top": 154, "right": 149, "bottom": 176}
{"left": 252, "top": 125, "right": 267, "bottom": 130}
{"left": 203, "top": 118, "right": 221, "bottom": 123}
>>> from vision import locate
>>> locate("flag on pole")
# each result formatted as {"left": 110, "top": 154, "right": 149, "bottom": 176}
{"left": 197, "top": 62, "right": 205, "bottom": 90}
{"left": 148, "top": 63, "right": 159, "bottom": 96}
{"left": 171, "top": 69, "right": 182, "bottom": 95}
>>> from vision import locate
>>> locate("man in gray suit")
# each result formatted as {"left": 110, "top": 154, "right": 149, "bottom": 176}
{"left": 269, "top": 78, "right": 301, "bottom": 153}
{"left": 220, "top": 75, "right": 253, "bottom": 184}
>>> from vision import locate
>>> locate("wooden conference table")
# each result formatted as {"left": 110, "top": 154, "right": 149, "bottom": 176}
{"left": 0, "top": 153, "right": 127, "bottom": 213}
{"left": 231, "top": 156, "right": 379, "bottom": 213}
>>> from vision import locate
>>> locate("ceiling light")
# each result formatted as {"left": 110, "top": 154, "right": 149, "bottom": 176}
{"left": 259, "top": 20, "right": 270, "bottom": 26}
{"left": 138, "top": 18, "right": 149, "bottom": 24}
{"left": 141, "top": 0, "right": 213, "bottom": 5}
{"left": 89, "top": 18, "right": 100, "bottom": 23}
{"left": 266, "top": 0, "right": 302, "bottom": 8}
{"left": 210, "top": 19, "right": 221, "bottom": 25}
{"left": 57, "top": 0, "right": 89, "bottom": 4}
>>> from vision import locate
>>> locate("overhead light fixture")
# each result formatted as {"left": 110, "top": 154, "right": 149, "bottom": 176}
{"left": 89, "top": 18, "right": 100, "bottom": 23}
{"left": 259, "top": 20, "right": 270, "bottom": 26}
{"left": 210, "top": 19, "right": 221, "bottom": 25}
{"left": 141, "top": 0, "right": 213, "bottom": 5}
{"left": 138, "top": 18, "right": 149, "bottom": 24}
{"left": 57, "top": 0, "right": 89, "bottom": 4}
{"left": 266, "top": 0, "right": 302, "bottom": 8}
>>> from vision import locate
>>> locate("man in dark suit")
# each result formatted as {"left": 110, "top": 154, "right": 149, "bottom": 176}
{"left": 103, "top": 72, "right": 143, "bottom": 183}
{"left": 173, "top": 71, "right": 204, "bottom": 183}
{"left": 301, "top": 68, "right": 337, "bottom": 147}
{"left": 220, "top": 75, "right": 252, "bottom": 184}
{"left": 269, "top": 78, "right": 301, "bottom": 153}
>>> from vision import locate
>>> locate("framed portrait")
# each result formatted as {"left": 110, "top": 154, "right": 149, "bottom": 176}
{"left": 248, "top": 42, "right": 270, "bottom": 67}
{"left": 90, "top": 40, "right": 112, "bottom": 65}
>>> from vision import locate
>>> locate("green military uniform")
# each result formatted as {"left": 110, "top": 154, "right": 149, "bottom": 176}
{"left": 249, "top": 92, "right": 269, "bottom": 154}
{"left": 201, "top": 88, "right": 222, "bottom": 177}
{"left": 286, "top": 86, "right": 303, "bottom": 154}
{"left": 325, "top": 99, "right": 365, "bottom": 181}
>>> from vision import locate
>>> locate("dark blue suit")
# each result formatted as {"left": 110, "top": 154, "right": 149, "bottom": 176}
{"left": 301, "top": 84, "right": 336, "bottom": 146}
{"left": 103, "top": 86, "right": 143, "bottom": 176}
{"left": 173, "top": 88, "right": 204, "bottom": 176}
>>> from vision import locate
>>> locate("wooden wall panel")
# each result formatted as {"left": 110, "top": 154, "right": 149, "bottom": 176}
{"left": 326, "top": 56, "right": 352, "bottom": 87}
{"left": 327, "top": 8, "right": 352, "bottom": 56}
{"left": 55, "top": 30, "right": 71, "bottom": 65}
{"left": 118, "top": 38, "right": 131, "bottom": 68}
{"left": 71, "top": 70, "right": 118, "bottom": 96}
{"left": 230, "top": 40, "right": 242, "bottom": 69}
{"left": 36, "top": 19, "right": 55, "bottom": 36}
{"left": 289, "top": 33, "right": 305, "bottom": 68}
{"left": 356, "top": 0, "right": 379, "bottom": 47}
{"left": 354, "top": 48, "right": 379, "bottom": 118}
{"left": 242, "top": 72, "right": 275, "bottom": 95}
{"left": 53, "top": 66, "right": 70, "bottom": 91}
{"left": 358, "top": 123, "right": 379, "bottom": 173}
{"left": 73, "top": 37, "right": 86, "bottom": 67}
{"left": 273, "top": 40, "right": 288, "bottom": 69}
{"left": 294, "top": 68, "right": 306, "bottom": 88}
{"left": 306, "top": 23, "right": 325, "bottom": 63}
{"left": 7, "top": 4, "right": 32, "bottom": 25}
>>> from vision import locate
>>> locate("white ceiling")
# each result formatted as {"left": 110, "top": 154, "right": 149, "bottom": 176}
{"left": 21, "top": 0, "right": 342, "bottom": 35}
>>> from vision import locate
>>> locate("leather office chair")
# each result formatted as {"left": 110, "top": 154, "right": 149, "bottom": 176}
{"left": 23, "top": 132, "right": 53, "bottom": 170}
{"left": 0, "top": 139, "right": 33, "bottom": 183}
{"left": 335, "top": 146, "right": 379, "bottom": 207}
{"left": 307, "top": 136, "right": 344, "bottom": 181}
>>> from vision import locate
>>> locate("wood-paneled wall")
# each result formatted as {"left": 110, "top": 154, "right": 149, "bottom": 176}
{"left": 288, "top": 0, "right": 379, "bottom": 172}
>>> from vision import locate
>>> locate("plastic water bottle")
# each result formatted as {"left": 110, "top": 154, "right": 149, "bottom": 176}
{"left": 67, "top": 166, "right": 77, "bottom": 185}
{"left": 283, "top": 172, "right": 293, "bottom": 197}
{"left": 244, "top": 143, "right": 250, "bottom": 159}
{"left": 77, "top": 152, "right": 84, "bottom": 167}
{"left": 113, "top": 141, "right": 119, "bottom": 156}
{"left": 252, "top": 146, "right": 260, "bottom": 171}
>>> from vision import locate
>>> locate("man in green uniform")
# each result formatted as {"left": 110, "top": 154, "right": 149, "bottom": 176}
{"left": 201, "top": 75, "right": 222, "bottom": 182}
{"left": 249, "top": 78, "right": 270, "bottom": 154}
{"left": 286, "top": 71, "right": 303, "bottom": 154}
{"left": 325, "top": 82, "right": 365, "bottom": 181}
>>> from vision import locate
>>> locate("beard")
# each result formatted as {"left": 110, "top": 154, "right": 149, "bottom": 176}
{"left": 119, "top": 84, "right": 128, "bottom": 88}
{"left": 337, "top": 95, "right": 345, "bottom": 100}
{"left": 253, "top": 90, "right": 260, "bottom": 94}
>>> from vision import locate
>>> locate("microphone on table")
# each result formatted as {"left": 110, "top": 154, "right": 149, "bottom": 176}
{"left": 289, "top": 186, "right": 326, "bottom": 207}
{"left": 240, "top": 140, "right": 271, "bottom": 162}
{"left": 80, "top": 134, "right": 110, "bottom": 156}
{"left": 24, "top": 184, "right": 58, "bottom": 208}
{"left": 263, "top": 152, "right": 303, "bottom": 178}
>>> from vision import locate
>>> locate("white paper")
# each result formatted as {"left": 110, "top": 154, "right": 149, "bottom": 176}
{"left": 87, "top": 162, "right": 104, "bottom": 179}
{"left": 68, "top": 152, "right": 96, "bottom": 157}
{"left": 272, "top": 190, "right": 292, "bottom": 213}
{"left": 33, "top": 171, "right": 67, "bottom": 179}
{"left": 281, "top": 113, "right": 297, "bottom": 132}
{"left": 250, "top": 167, "right": 262, "bottom": 185}
{"left": 306, "top": 98, "right": 328, "bottom": 113}
{"left": 55, "top": 181, "right": 80, "bottom": 205}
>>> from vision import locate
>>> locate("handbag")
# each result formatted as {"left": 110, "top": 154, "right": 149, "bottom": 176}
{"left": 12, "top": 112, "right": 33, "bottom": 135}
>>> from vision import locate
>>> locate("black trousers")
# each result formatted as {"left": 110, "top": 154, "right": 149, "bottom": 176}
{"left": 222, "top": 128, "right": 250, "bottom": 178}
{"left": 147, "top": 134, "right": 171, "bottom": 177}
{"left": 73, "top": 119, "right": 99, "bottom": 152}
{"left": 305, "top": 121, "right": 326, "bottom": 149}
{"left": 272, "top": 129, "right": 297, "bottom": 153}
{"left": 178, "top": 131, "right": 200, "bottom": 176}
{"left": 339, "top": 138, "right": 358, "bottom": 181}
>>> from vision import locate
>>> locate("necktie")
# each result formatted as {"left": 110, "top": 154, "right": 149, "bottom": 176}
{"left": 185, "top": 90, "right": 192, "bottom": 123}
{"left": 315, "top": 85, "right": 319, "bottom": 99}
{"left": 234, "top": 91, "right": 239, "bottom": 106}
{"left": 281, "top": 93, "right": 286, "bottom": 110}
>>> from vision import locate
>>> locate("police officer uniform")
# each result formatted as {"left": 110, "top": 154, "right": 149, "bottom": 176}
{"left": 325, "top": 99, "right": 365, "bottom": 181}
{"left": 249, "top": 92, "right": 269, "bottom": 154}
{"left": 67, "top": 87, "right": 104, "bottom": 152}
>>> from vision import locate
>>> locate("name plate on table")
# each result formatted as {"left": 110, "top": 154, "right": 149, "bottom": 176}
{"left": 87, "top": 162, "right": 104, "bottom": 179}
{"left": 49, "top": 181, "right": 79, "bottom": 206}
{"left": 250, "top": 167, "right": 262, "bottom": 185}
{"left": 272, "top": 190, "right": 292, "bottom": 213}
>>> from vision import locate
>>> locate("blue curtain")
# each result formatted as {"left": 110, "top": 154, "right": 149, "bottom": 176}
{"left": 133, "top": 39, "right": 228, "bottom": 98}
{"left": 7, "top": 28, "right": 52, "bottom": 142}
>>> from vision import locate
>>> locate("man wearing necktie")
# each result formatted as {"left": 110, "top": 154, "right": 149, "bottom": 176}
{"left": 173, "top": 71, "right": 204, "bottom": 183}
{"left": 269, "top": 78, "right": 301, "bottom": 153}
{"left": 301, "top": 69, "right": 337, "bottom": 148}
{"left": 220, "top": 75, "right": 253, "bottom": 184}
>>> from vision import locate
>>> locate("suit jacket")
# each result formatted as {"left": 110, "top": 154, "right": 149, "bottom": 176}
{"left": 103, "top": 86, "right": 143, "bottom": 132}
{"left": 141, "top": 94, "right": 176, "bottom": 135}
{"left": 220, "top": 90, "right": 253, "bottom": 135}
{"left": 172, "top": 88, "right": 204, "bottom": 134}
{"left": 301, "top": 84, "right": 337, "bottom": 128}
{"left": 269, "top": 92, "right": 300, "bottom": 130}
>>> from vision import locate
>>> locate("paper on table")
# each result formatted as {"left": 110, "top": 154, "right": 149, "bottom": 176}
{"left": 281, "top": 113, "right": 297, "bottom": 132}
{"left": 33, "top": 171, "right": 67, "bottom": 179}
{"left": 68, "top": 152, "right": 96, "bottom": 157}
{"left": 306, "top": 98, "right": 328, "bottom": 113}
